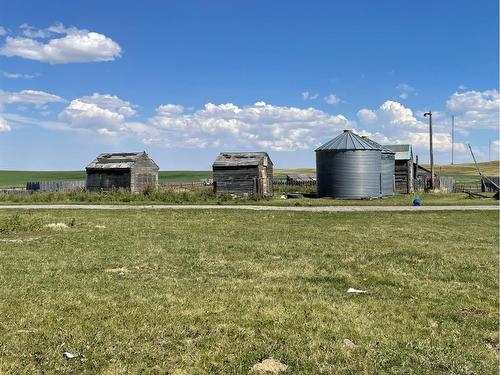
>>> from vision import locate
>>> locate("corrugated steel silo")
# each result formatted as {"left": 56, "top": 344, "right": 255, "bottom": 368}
{"left": 361, "top": 136, "right": 396, "bottom": 196}
{"left": 315, "top": 130, "right": 382, "bottom": 198}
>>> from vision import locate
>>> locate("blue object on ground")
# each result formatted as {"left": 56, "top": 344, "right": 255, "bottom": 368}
{"left": 413, "top": 198, "right": 422, "bottom": 206}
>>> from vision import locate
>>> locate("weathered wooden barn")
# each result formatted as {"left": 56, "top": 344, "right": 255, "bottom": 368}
{"left": 212, "top": 152, "right": 273, "bottom": 197}
{"left": 383, "top": 144, "right": 414, "bottom": 194}
{"left": 86, "top": 152, "right": 159, "bottom": 193}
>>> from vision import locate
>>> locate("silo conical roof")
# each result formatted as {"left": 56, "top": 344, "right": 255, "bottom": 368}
{"left": 360, "top": 136, "right": 396, "bottom": 154}
{"left": 315, "top": 130, "right": 382, "bottom": 151}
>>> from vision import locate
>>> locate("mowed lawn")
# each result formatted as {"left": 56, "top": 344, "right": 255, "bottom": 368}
{"left": 0, "top": 210, "right": 498, "bottom": 374}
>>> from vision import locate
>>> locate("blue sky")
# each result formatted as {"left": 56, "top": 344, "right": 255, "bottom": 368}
{"left": 0, "top": 0, "right": 498, "bottom": 170}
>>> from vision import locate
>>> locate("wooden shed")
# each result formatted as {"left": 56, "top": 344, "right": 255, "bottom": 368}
{"left": 383, "top": 144, "right": 414, "bottom": 194}
{"left": 86, "top": 152, "right": 159, "bottom": 193}
{"left": 212, "top": 152, "right": 273, "bottom": 197}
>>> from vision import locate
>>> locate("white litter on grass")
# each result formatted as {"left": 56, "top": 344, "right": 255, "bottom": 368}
{"left": 280, "top": 195, "right": 287, "bottom": 200}
{"left": 16, "top": 329, "right": 37, "bottom": 333}
{"left": 347, "top": 288, "right": 367, "bottom": 294}
{"left": 63, "top": 352, "right": 86, "bottom": 361}
{"left": 95, "top": 225, "right": 106, "bottom": 229}
{"left": 342, "top": 338, "right": 357, "bottom": 349}
{"left": 45, "top": 223, "right": 68, "bottom": 230}
{"left": 63, "top": 352, "right": 76, "bottom": 360}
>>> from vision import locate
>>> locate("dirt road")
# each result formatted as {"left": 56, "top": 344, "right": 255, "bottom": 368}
{"left": 0, "top": 204, "right": 497, "bottom": 212}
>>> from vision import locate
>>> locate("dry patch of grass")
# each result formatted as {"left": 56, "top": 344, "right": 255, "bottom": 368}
{"left": 104, "top": 267, "right": 129, "bottom": 274}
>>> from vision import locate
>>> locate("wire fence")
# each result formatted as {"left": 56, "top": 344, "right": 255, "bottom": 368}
{"left": 158, "top": 181, "right": 210, "bottom": 190}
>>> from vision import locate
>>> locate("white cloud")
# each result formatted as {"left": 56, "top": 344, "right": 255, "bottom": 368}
{"left": 447, "top": 89, "right": 499, "bottom": 111}
{"left": 156, "top": 104, "right": 184, "bottom": 115}
{"left": 356, "top": 99, "right": 468, "bottom": 158}
{"left": 2, "top": 112, "right": 71, "bottom": 131}
{"left": 2, "top": 86, "right": 492, "bottom": 164}
{"left": 358, "top": 100, "right": 427, "bottom": 131}
{"left": 97, "top": 128, "right": 117, "bottom": 136}
{"left": 324, "top": 94, "right": 340, "bottom": 105}
{"left": 3, "top": 71, "right": 39, "bottom": 79}
{"left": 59, "top": 93, "right": 135, "bottom": 129}
{"left": 396, "top": 83, "right": 416, "bottom": 99}
{"left": 149, "top": 101, "right": 352, "bottom": 150}
{"left": 302, "top": 91, "right": 318, "bottom": 100}
{"left": 55, "top": 98, "right": 351, "bottom": 150}
{"left": 446, "top": 89, "right": 499, "bottom": 130}
{"left": 0, "top": 116, "right": 11, "bottom": 132}
{"left": 0, "top": 89, "right": 65, "bottom": 109}
{"left": 356, "top": 108, "right": 377, "bottom": 122}
{"left": 0, "top": 26, "right": 6, "bottom": 36}
{"left": 0, "top": 23, "right": 122, "bottom": 64}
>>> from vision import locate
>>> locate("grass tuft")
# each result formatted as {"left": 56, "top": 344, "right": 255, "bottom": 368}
{"left": 0, "top": 213, "right": 44, "bottom": 233}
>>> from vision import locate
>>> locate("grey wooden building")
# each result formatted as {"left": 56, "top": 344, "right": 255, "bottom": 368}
{"left": 383, "top": 144, "right": 414, "bottom": 194}
{"left": 212, "top": 152, "right": 273, "bottom": 197}
{"left": 86, "top": 152, "right": 159, "bottom": 193}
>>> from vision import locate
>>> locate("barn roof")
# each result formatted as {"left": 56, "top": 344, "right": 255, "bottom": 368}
{"left": 315, "top": 130, "right": 382, "bottom": 151}
{"left": 86, "top": 152, "right": 158, "bottom": 170}
{"left": 213, "top": 152, "right": 271, "bottom": 168}
{"left": 383, "top": 144, "right": 413, "bottom": 160}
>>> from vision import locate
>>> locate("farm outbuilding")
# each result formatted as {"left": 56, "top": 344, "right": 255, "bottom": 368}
{"left": 315, "top": 130, "right": 382, "bottom": 199}
{"left": 86, "top": 152, "right": 159, "bottom": 193}
{"left": 361, "top": 136, "right": 395, "bottom": 196}
{"left": 383, "top": 144, "right": 414, "bottom": 194}
{"left": 212, "top": 152, "right": 273, "bottom": 197}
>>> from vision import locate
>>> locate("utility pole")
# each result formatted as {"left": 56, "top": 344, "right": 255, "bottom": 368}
{"left": 451, "top": 115, "right": 454, "bottom": 165}
{"left": 424, "top": 111, "right": 434, "bottom": 189}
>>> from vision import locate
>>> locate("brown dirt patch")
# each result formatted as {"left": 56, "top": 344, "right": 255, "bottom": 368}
{"left": 251, "top": 358, "right": 288, "bottom": 373}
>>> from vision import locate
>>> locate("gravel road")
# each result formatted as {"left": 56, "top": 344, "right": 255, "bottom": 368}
{"left": 0, "top": 204, "right": 497, "bottom": 212}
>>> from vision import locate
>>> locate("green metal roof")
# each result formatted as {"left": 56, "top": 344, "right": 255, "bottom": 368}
{"left": 383, "top": 144, "right": 413, "bottom": 160}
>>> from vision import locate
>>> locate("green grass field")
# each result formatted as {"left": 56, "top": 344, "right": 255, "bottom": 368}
{"left": 425, "top": 161, "right": 500, "bottom": 184}
{"left": 0, "top": 209, "right": 497, "bottom": 374}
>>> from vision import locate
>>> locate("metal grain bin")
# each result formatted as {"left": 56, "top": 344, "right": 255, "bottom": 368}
{"left": 361, "top": 136, "right": 395, "bottom": 196}
{"left": 315, "top": 130, "right": 382, "bottom": 198}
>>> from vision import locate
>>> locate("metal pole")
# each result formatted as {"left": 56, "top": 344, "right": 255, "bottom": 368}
{"left": 489, "top": 140, "right": 491, "bottom": 161}
{"left": 424, "top": 111, "right": 434, "bottom": 189}
{"left": 451, "top": 115, "right": 454, "bottom": 165}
